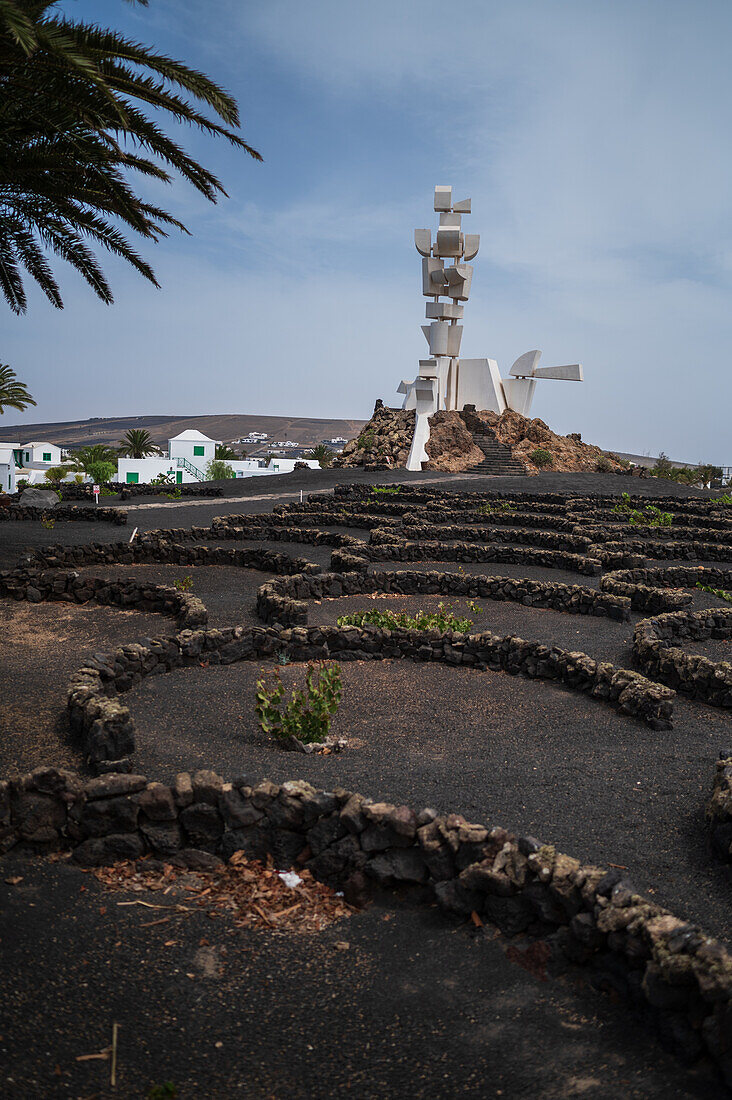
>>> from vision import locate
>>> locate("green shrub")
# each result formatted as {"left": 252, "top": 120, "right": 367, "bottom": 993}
{"left": 613, "top": 494, "right": 673, "bottom": 526}
{"left": 40, "top": 515, "right": 55, "bottom": 529}
{"left": 358, "top": 429, "right": 376, "bottom": 449}
{"left": 173, "top": 575, "right": 193, "bottom": 592}
{"left": 205, "top": 459, "right": 235, "bottom": 480}
{"left": 371, "top": 486, "right": 401, "bottom": 495}
{"left": 255, "top": 662, "right": 342, "bottom": 745}
{"left": 73, "top": 474, "right": 84, "bottom": 485}
{"left": 16, "top": 478, "right": 27, "bottom": 489}
{"left": 530, "top": 448, "right": 553, "bottom": 468}
{"left": 44, "top": 465, "right": 71, "bottom": 483}
{"left": 478, "top": 500, "right": 513, "bottom": 514}
{"left": 595, "top": 455, "right": 614, "bottom": 473}
{"left": 713, "top": 493, "right": 732, "bottom": 506}
{"left": 337, "top": 600, "right": 477, "bottom": 634}
{"left": 85, "top": 460, "right": 116, "bottom": 484}
{"left": 696, "top": 582, "right": 732, "bottom": 604}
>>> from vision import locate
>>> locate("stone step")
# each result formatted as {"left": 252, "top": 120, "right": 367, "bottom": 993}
{"left": 467, "top": 425, "right": 527, "bottom": 475}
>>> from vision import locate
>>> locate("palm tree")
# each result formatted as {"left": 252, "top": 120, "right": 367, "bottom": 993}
{"left": 0, "top": 1, "right": 262, "bottom": 313}
{"left": 0, "top": 363, "right": 35, "bottom": 413}
{"left": 215, "top": 443, "right": 239, "bottom": 460}
{"left": 306, "top": 444, "right": 335, "bottom": 469}
{"left": 118, "top": 428, "right": 160, "bottom": 458}
{"left": 70, "top": 443, "right": 119, "bottom": 483}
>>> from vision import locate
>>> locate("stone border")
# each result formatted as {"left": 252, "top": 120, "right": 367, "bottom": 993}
{"left": 67, "top": 618, "right": 673, "bottom": 767}
{"left": 373, "top": 523, "right": 593, "bottom": 553}
{"left": 0, "top": 504, "right": 126, "bottom": 525}
{"left": 26, "top": 536, "right": 323, "bottom": 578}
{"left": 255, "top": 567, "right": 630, "bottom": 626}
{"left": 3, "top": 764, "right": 732, "bottom": 1086}
{"left": 706, "top": 753, "right": 732, "bottom": 862}
{"left": 602, "top": 566, "right": 732, "bottom": 613}
{"left": 363, "top": 539, "right": 601, "bottom": 575}
{"left": 0, "top": 567, "right": 207, "bottom": 629}
{"left": 633, "top": 609, "right": 732, "bottom": 707}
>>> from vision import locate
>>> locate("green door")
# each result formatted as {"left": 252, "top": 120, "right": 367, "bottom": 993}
{"left": 176, "top": 471, "right": 183, "bottom": 484}
{"left": 126, "top": 472, "right": 139, "bottom": 484}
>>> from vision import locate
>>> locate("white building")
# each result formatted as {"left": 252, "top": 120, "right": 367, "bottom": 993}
{"left": 0, "top": 443, "right": 19, "bottom": 493}
{"left": 19, "top": 441, "right": 63, "bottom": 467}
{"left": 117, "top": 429, "right": 320, "bottom": 484}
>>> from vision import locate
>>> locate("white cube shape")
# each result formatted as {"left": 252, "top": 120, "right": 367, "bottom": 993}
{"left": 414, "top": 229, "right": 431, "bottom": 257}
{"left": 425, "top": 301, "right": 464, "bottom": 320}
{"left": 452, "top": 359, "right": 506, "bottom": 415}
{"left": 452, "top": 198, "right": 471, "bottom": 214}
{"left": 445, "top": 263, "right": 473, "bottom": 301}
{"left": 503, "top": 377, "right": 537, "bottom": 417}
{"left": 434, "top": 185, "right": 452, "bottom": 211}
{"left": 434, "top": 226, "right": 463, "bottom": 257}
{"left": 439, "top": 213, "right": 462, "bottom": 227}
{"left": 422, "top": 257, "right": 446, "bottom": 296}
{"left": 425, "top": 321, "right": 462, "bottom": 357}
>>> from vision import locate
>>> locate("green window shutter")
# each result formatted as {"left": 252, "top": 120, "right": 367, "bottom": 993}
{"left": 193, "top": 445, "right": 205, "bottom": 456}
{"left": 43, "top": 452, "right": 51, "bottom": 462}
{"left": 25, "top": 452, "right": 29, "bottom": 462}
{"left": 126, "top": 472, "right": 139, "bottom": 484}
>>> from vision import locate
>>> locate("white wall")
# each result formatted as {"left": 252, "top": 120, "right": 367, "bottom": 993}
{"left": 117, "top": 458, "right": 199, "bottom": 484}
{"left": 117, "top": 455, "right": 322, "bottom": 484}
{"left": 0, "top": 460, "right": 15, "bottom": 493}
{"left": 22, "top": 443, "right": 62, "bottom": 466}
{"left": 168, "top": 436, "right": 216, "bottom": 471}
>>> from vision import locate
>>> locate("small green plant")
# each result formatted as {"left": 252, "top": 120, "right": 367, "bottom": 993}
{"left": 255, "top": 662, "right": 342, "bottom": 745}
{"left": 478, "top": 500, "right": 513, "bottom": 515}
{"left": 164, "top": 486, "right": 183, "bottom": 499}
{"left": 629, "top": 505, "right": 673, "bottom": 527}
{"left": 16, "top": 478, "right": 27, "bottom": 489}
{"left": 358, "top": 429, "right": 376, "bottom": 449}
{"left": 73, "top": 473, "right": 84, "bottom": 485}
{"left": 173, "top": 575, "right": 193, "bottom": 592}
{"left": 40, "top": 515, "right": 55, "bottom": 529}
{"left": 696, "top": 582, "right": 732, "bottom": 604}
{"left": 147, "top": 1085, "right": 178, "bottom": 1100}
{"left": 612, "top": 493, "right": 673, "bottom": 526}
{"left": 338, "top": 601, "right": 475, "bottom": 634}
{"left": 371, "top": 486, "right": 401, "bottom": 495}
{"left": 530, "top": 448, "right": 553, "bottom": 468}
{"left": 713, "top": 493, "right": 732, "bottom": 506}
{"left": 100, "top": 485, "right": 116, "bottom": 497}
{"left": 612, "top": 492, "right": 633, "bottom": 514}
{"left": 595, "top": 455, "right": 614, "bottom": 473}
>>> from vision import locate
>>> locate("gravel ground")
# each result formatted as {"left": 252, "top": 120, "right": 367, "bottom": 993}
{"left": 128, "top": 658, "right": 732, "bottom": 942}
{"left": 0, "top": 855, "right": 722, "bottom": 1100}
{"left": 0, "top": 601, "right": 167, "bottom": 776}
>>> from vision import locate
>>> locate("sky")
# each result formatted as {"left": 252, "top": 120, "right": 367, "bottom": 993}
{"left": 3, "top": 0, "right": 731, "bottom": 462}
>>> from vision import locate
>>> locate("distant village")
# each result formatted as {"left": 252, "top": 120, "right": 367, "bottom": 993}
{"left": 0, "top": 427, "right": 349, "bottom": 492}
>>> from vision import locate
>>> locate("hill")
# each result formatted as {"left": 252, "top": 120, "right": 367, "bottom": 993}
{"left": 0, "top": 412, "right": 368, "bottom": 452}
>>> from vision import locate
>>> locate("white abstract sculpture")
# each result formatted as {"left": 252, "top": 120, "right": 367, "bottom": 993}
{"left": 400, "top": 187, "right": 583, "bottom": 471}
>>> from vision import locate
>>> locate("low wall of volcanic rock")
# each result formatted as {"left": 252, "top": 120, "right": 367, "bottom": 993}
{"left": 633, "top": 609, "right": 732, "bottom": 708}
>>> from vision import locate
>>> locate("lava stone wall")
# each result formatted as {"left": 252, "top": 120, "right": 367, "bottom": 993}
{"left": 4, "top": 765, "right": 731, "bottom": 1085}
{"left": 633, "top": 609, "right": 732, "bottom": 707}
{"left": 0, "top": 505, "right": 126, "bottom": 525}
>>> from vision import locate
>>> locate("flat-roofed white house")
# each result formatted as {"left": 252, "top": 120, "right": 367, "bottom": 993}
{"left": 19, "top": 441, "right": 63, "bottom": 467}
{"left": 117, "top": 429, "right": 321, "bottom": 485}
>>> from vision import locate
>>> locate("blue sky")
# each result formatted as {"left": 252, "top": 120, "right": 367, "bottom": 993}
{"left": 3, "top": 0, "right": 731, "bottom": 462}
